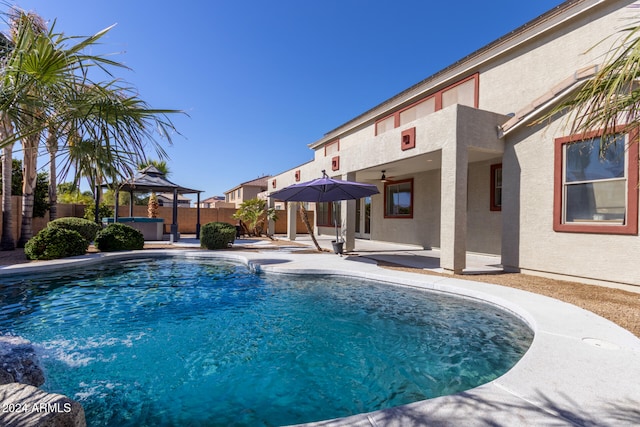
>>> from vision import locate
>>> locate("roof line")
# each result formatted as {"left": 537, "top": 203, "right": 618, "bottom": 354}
{"left": 309, "top": 0, "right": 598, "bottom": 149}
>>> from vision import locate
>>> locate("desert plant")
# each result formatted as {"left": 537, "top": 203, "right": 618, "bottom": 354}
{"left": 233, "top": 198, "right": 278, "bottom": 236}
{"left": 24, "top": 227, "right": 88, "bottom": 260}
{"left": 95, "top": 223, "right": 144, "bottom": 251}
{"left": 83, "top": 203, "right": 113, "bottom": 222}
{"left": 48, "top": 217, "right": 101, "bottom": 243}
{"left": 148, "top": 192, "right": 159, "bottom": 218}
{"left": 200, "top": 222, "right": 236, "bottom": 250}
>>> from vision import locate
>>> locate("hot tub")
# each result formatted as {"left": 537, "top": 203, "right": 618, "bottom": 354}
{"left": 102, "top": 217, "right": 164, "bottom": 241}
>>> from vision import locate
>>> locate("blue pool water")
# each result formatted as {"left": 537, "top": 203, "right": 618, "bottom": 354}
{"left": 0, "top": 257, "right": 533, "bottom": 426}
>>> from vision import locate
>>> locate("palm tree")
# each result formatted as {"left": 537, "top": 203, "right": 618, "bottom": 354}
{"left": 0, "top": 8, "right": 180, "bottom": 244}
{"left": 0, "top": 26, "right": 15, "bottom": 250}
{"left": 0, "top": 113, "right": 14, "bottom": 249}
{"left": 55, "top": 81, "right": 179, "bottom": 220}
{"left": 139, "top": 159, "right": 171, "bottom": 177}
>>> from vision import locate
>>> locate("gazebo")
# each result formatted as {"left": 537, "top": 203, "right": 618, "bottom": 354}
{"left": 102, "top": 165, "right": 203, "bottom": 241}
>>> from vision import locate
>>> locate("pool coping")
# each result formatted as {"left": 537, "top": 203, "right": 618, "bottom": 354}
{"left": 2, "top": 249, "right": 640, "bottom": 426}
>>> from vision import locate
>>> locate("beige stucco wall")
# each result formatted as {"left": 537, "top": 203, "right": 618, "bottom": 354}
{"left": 365, "top": 170, "right": 441, "bottom": 248}
{"left": 270, "top": 1, "right": 639, "bottom": 283}
{"left": 502, "top": 118, "right": 640, "bottom": 286}
{"left": 479, "top": 0, "right": 635, "bottom": 117}
{"left": 467, "top": 159, "right": 502, "bottom": 255}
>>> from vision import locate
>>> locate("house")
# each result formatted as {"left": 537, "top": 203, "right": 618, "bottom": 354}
{"left": 199, "top": 196, "right": 234, "bottom": 209}
{"left": 225, "top": 176, "right": 270, "bottom": 208}
{"left": 269, "top": 0, "right": 640, "bottom": 287}
{"left": 157, "top": 192, "right": 192, "bottom": 208}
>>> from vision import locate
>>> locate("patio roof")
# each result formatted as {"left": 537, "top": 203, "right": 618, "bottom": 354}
{"left": 112, "top": 165, "right": 201, "bottom": 194}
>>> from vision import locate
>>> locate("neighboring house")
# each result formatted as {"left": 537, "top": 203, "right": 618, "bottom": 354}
{"left": 225, "top": 176, "right": 270, "bottom": 208}
{"left": 199, "top": 196, "right": 234, "bottom": 208}
{"left": 270, "top": 0, "right": 640, "bottom": 287}
{"left": 157, "top": 192, "right": 192, "bottom": 208}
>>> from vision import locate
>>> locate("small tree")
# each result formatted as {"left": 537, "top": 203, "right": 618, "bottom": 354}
{"left": 233, "top": 198, "right": 278, "bottom": 237}
{"left": 83, "top": 203, "right": 113, "bottom": 222}
{"left": 200, "top": 222, "right": 236, "bottom": 249}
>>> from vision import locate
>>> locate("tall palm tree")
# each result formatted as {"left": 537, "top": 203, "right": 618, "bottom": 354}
{"left": 0, "top": 28, "right": 15, "bottom": 250}
{"left": 55, "top": 80, "right": 178, "bottom": 212}
{"left": 0, "top": 9, "right": 180, "bottom": 244}
{"left": 0, "top": 113, "right": 14, "bottom": 249}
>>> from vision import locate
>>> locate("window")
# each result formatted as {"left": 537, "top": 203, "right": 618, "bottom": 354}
{"left": 554, "top": 131, "right": 638, "bottom": 235}
{"left": 317, "top": 202, "right": 341, "bottom": 227}
{"left": 441, "top": 77, "right": 477, "bottom": 109}
{"left": 490, "top": 164, "right": 502, "bottom": 211}
{"left": 375, "top": 74, "right": 479, "bottom": 135}
{"left": 399, "top": 97, "right": 435, "bottom": 126}
{"left": 375, "top": 115, "right": 395, "bottom": 135}
{"left": 325, "top": 140, "right": 339, "bottom": 156}
{"left": 385, "top": 179, "right": 413, "bottom": 218}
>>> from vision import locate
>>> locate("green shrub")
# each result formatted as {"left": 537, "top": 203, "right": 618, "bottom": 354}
{"left": 95, "top": 223, "right": 144, "bottom": 252}
{"left": 24, "top": 227, "right": 88, "bottom": 260}
{"left": 48, "top": 217, "right": 101, "bottom": 243}
{"left": 83, "top": 203, "right": 113, "bottom": 222}
{"left": 200, "top": 222, "right": 236, "bottom": 250}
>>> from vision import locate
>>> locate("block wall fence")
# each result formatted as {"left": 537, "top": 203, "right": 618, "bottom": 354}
{"left": 0, "top": 198, "right": 311, "bottom": 242}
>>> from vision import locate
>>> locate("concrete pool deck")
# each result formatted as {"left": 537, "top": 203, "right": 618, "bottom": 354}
{"left": 1, "top": 248, "right": 639, "bottom": 426}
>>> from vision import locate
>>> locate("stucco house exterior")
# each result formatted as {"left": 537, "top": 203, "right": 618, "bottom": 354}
{"left": 269, "top": 0, "right": 640, "bottom": 287}
{"left": 157, "top": 192, "right": 192, "bottom": 208}
{"left": 225, "top": 176, "right": 271, "bottom": 208}
{"left": 199, "top": 196, "right": 234, "bottom": 209}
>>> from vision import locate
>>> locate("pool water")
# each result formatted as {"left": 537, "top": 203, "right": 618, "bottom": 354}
{"left": 0, "top": 258, "right": 533, "bottom": 426}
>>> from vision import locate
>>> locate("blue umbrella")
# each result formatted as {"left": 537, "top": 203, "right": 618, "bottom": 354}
{"left": 270, "top": 170, "right": 379, "bottom": 245}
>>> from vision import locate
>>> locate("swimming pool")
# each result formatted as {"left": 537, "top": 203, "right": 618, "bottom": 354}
{"left": 0, "top": 257, "right": 533, "bottom": 426}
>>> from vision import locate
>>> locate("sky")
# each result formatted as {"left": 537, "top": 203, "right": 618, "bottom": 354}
{"left": 5, "top": 0, "right": 566, "bottom": 199}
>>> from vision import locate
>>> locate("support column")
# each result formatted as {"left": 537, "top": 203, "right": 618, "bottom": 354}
{"left": 196, "top": 192, "right": 201, "bottom": 239}
{"left": 267, "top": 197, "right": 276, "bottom": 236}
{"left": 440, "top": 143, "right": 468, "bottom": 274}
{"left": 342, "top": 172, "right": 357, "bottom": 252}
{"left": 286, "top": 202, "right": 297, "bottom": 240}
{"left": 171, "top": 188, "right": 179, "bottom": 242}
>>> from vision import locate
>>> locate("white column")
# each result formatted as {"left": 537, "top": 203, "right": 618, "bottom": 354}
{"left": 267, "top": 197, "right": 276, "bottom": 236}
{"left": 286, "top": 202, "right": 297, "bottom": 241}
{"left": 342, "top": 172, "right": 357, "bottom": 252}
{"left": 440, "top": 143, "right": 468, "bottom": 274}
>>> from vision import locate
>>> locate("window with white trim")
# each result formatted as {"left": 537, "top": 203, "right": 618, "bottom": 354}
{"left": 563, "top": 136, "right": 625, "bottom": 223}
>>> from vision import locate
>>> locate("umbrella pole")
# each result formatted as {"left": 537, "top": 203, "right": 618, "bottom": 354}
{"left": 333, "top": 202, "right": 339, "bottom": 242}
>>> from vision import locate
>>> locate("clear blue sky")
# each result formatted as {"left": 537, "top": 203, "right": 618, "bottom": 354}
{"left": 8, "top": 0, "right": 565, "bottom": 199}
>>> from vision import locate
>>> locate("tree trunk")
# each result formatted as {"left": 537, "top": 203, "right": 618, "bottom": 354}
{"left": 1, "top": 144, "right": 15, "bottom": 250}
{"left": 47, "top": 130, "right": 58, "bottom": 221}
{"left": 17, "top": 135, "right": 39, "bottom": 247}
{"left": 299, "top": 203, "right": 322, "bottom": 252}
{"left": 0, "top": 114, "right": 15, "bottom": 251}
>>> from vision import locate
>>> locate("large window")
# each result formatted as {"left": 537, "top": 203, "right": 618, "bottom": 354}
{"left": 554, "top": 131, "right": 638, "bottom": 234}
{"left": 385, "top": 179, "right": 413, "bottom": 218}
{"left": 317, "top": 202, "right": 341, "bottom": 227}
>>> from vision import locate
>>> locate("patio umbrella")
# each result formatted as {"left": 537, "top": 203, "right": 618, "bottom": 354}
{"left": 269, "top": 170, "right": 379, "bottom": 249}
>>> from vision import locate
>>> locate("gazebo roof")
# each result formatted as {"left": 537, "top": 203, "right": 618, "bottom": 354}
{"left": 108, "top": 165, "right": 201, "bottom": 194}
